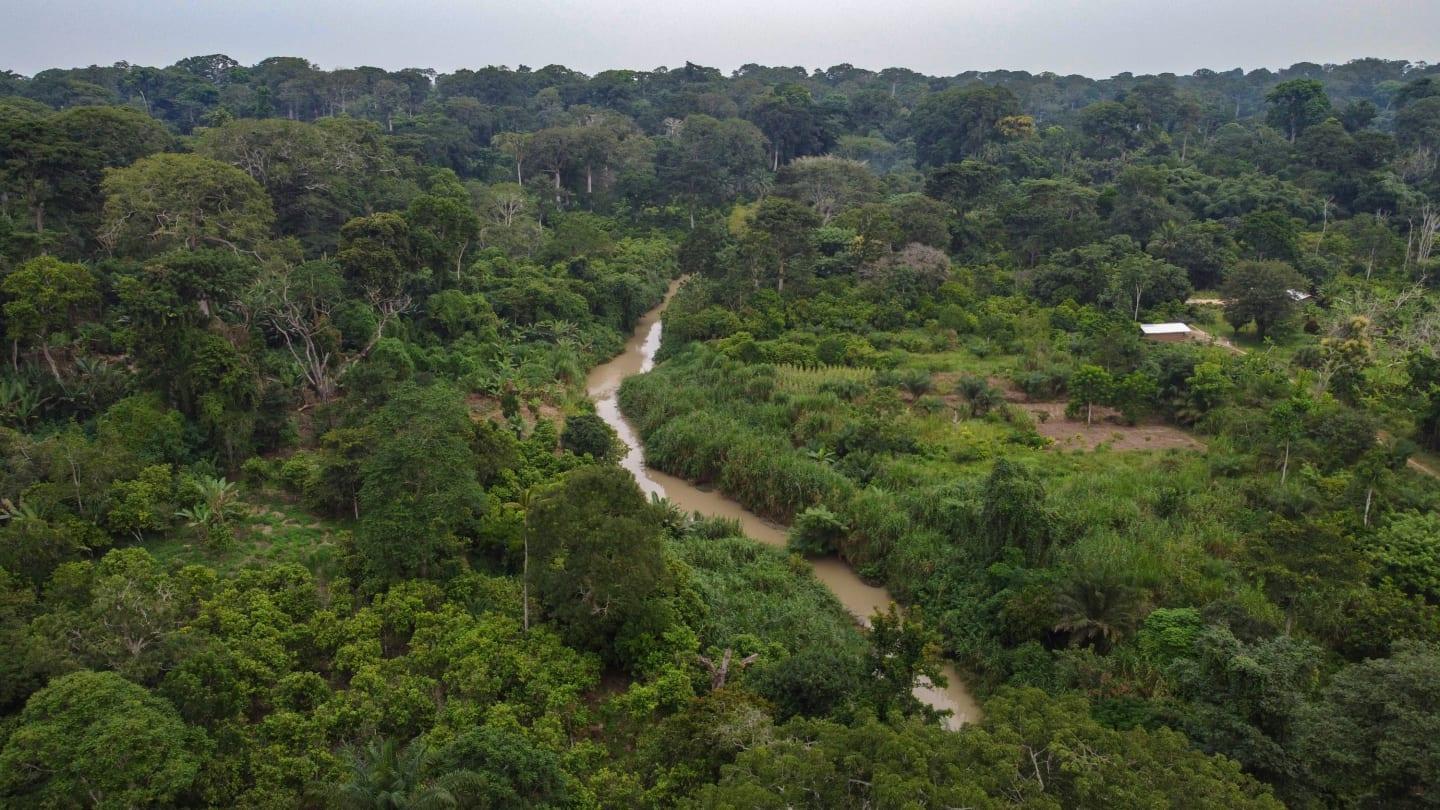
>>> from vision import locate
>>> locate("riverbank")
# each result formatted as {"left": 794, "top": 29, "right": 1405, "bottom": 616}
{"left": 585, "top": 279, "right": 982, "bottom": 728}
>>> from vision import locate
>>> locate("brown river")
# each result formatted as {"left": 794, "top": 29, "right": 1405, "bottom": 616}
{"left": 585, "top": 282, "right": 981, "bottom": 728}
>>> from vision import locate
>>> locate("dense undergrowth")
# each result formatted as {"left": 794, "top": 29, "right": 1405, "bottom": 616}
{"left": 3, "top": 51, "right": 1440, "bottom": 808}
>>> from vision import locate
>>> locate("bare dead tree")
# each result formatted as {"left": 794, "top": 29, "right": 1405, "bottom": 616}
{"left": 246, "top": 267, "right": 412, "bottom": 402}
{"left": 1404, "top": 204, "right": 1439, "bottom": 281}
{"left": 696, "top": 648, "right": 760, "bottom": 690}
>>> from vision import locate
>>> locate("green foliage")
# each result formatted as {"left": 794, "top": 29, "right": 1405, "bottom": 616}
{"left": 100, "top": 152, "right": 275, "bottom": 254}
{"left": 527, "top": 466, "right": 667, "bottom": 662}
{"left": 0, "top": 49, "right": 1438, "bottom": 808}
{"left": 355, "top": 384, "right": 486, "bottom": 581}
{"left": 0, "top": 670, "right": 206, "bottom": 808}
{"left": 786, "top": 505, "right": 848, "bottom": 555}
{"left": 1366, "top": 512, "right": 1440, "bottom": 603}
{"left": 692, "top": 687, "right": 1281, "bottom": 808}
{"left": 1066, "top": 364, "right": 1113, "bottom": 426}
{"left": 559, "top": 412, "right": 618, "bottom": 461}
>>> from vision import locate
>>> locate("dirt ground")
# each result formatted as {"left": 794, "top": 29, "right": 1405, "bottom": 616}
{"left": 466, "top": 392, "right": 565, "bottom": 429}
{"left": 1185, "top": 326, "right": 1246, "bottom": 355}
{"left": 1024, "top": 401, "right": 1205, "bottom": 452}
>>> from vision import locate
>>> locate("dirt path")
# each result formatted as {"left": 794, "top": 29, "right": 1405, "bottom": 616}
{"left": 1186, "top": 326, "right": 1246, "bottom": 355}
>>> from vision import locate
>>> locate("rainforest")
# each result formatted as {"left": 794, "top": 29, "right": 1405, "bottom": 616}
{"left": 1, "top": 55, "right": 1440, "bottom": 808}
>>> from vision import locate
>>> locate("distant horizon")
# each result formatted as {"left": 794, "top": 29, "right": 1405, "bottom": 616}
{"left": 6, "top": 52, "right": 1436, "bottom": 84}
{"left": 4, "top": 0, "right": 1438, "bottom": 82}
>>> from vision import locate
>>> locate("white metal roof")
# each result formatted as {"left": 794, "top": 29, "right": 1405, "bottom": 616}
{"left": 1140, "top": 322, "right": 1192, "bottom": 335}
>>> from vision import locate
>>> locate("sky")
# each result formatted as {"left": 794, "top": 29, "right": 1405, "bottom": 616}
{"left": 3, "top": 0, "right": 1439, "bottom": 79}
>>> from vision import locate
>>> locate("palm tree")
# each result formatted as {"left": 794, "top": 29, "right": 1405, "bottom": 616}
{"left": 1052, "top": 571, "right": 1145, "bottom": 653}
{"left": 328, "top": 737, "right": 483, "bottom": 810}
{"left": 955, "top": 374, "right": 1002, "bottom": 418}
{"left": 505, "top": 486, "right": 539, "bottom": 632}
{"left": 175, "top": 475, "right": 244, "bottom": 546}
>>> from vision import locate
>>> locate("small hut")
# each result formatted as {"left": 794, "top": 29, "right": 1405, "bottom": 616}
{"left": 1140, "top": 322, "right": 1193, "bottom": 343}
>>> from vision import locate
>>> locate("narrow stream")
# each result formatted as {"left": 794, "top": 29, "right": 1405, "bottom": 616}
{"left": 586, "top": 282, "right": 981, "bottom": 728}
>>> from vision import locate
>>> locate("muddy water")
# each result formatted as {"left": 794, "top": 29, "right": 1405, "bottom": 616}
{"left": 586, "top": 283, "right": 981, "bottom": 728}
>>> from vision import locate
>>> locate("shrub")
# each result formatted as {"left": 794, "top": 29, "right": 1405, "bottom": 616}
{"left": 788, "top": 505, "right": 849, "bottom": 555}
{"left": 561, "top": 413, "right": 618, "bottom": 461}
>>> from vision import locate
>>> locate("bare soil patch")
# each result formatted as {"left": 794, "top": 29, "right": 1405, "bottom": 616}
{"left": 1025, "top": 402, "right": 1204, "bottom": 452}
{"left": 1185, "top": 326, "right": 1245, "bottom": 355}
{"left": 466, "top": 392, "right": 565, "bottom": 429}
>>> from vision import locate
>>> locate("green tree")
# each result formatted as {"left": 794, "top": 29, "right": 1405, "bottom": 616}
{"left": 331, "top": 737, "right": 481, "bottom": 810}
{"left": 99, "top": 152, "right": 275, "bottom": 254}
{"left": 1001, "top": 179, "right": 1101, "bottom": 263}
{"left": 746, "top": 83, "right": 836, "bottom": 170}
{"left": 979, "top": 459, "right": 1052, "bottom": 564}
{"left": 526, "top": 465, "right": 666, "bottom": 656}
{"left": 560, "top": 412, "right": 618, "bottom": 461}
{"left": 406, "top": 191, "right": 481, "bottom": 284}
{"left": 1237, "top": 210, "right": 1301, "bottom": 261}
{"left": 1297, "top": 641, "right": 1440, "bottom": 807}
{"left": 1172, "top": 625, "right": 1322, "bottom": 795}
{"left": 1266, "top": 394, "right": 1313, "bottom": 485}
{"left": 1067, "top": 364, "right": 1114, "bottom": 426}
{"left": 1052, "top": 566, "right": 1145, "bottom": 652}
{"left": 740, "top": 197, "right": 820, "bottom": 293}
{"left": 1111, "top": 371, "right": 1159, "bottom": 425}
{"left": 195, "top": 117, "right": 402, "bottom": 253}
{"left": 355, "top": 384, "right": 485, "bottom": 580}
{"left": 1265, "top": 79, "right": 1332, "bottom": 141}
{"left": 1221, "top": 260, "right": 1304, "bottom": 340}
{"left": 427, "top": 724, "right": 571, "bottom": 809}
{"left": 1396, "top": 96, "right": 1440, "bottom": 150}
{"left": 1365, "top": 512, "right": 1440, "bottom": 603}
{"left": 865, "top": 604, "right": 946, "bottom": 720}
{"left": 1, "top": 255, "right": 99, "bottom": 383}
{"left": 1105, "top": 253, "right": 1191, "bottom": 319}
{"left": 774, "top": 156, "right": 879, "bottom": 225}
{"left": 660, "top": 115, "right": 769, "bottom": 227}
{"left": 0, "top": 670, "right": 205, "bottom": 808}
{"left": 1148, "top": 220, "right": 1238, "bottom": 290}
{"left": 910, "top": 84, "right": 1021, "bottom": 166}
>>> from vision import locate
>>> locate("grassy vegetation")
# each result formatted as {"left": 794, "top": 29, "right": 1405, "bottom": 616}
{"left": 145, "top": 492, "right": 347, "bottom": 575}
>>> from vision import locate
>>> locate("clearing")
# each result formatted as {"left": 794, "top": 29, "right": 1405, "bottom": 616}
{"left": 1024, "top": 401, "right": 1205, "bottom": 452}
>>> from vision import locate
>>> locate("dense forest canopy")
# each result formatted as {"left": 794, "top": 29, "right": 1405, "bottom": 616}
{"left": 1, "top": 51, "right": 1440, "bottom": 808}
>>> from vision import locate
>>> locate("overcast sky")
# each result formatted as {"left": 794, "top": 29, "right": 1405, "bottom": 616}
{"left": 4, "top": 0, "right": 1439, "bottom": 79}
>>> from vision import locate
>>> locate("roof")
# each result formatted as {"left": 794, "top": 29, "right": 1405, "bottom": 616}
{"left": 1140, "top": 322, "right": 1192, "bottom": 335}
{"left": 1287, "top": 289, "right": 1312, "bottom": 301}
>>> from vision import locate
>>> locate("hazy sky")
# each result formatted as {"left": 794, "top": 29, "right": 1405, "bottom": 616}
{"left": 4, "top": 0, "right": 1439, "bottom": 79}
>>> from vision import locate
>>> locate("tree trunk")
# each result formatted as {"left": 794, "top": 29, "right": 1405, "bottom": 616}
{"left": 1086, "top": 401, "right": 1093, "bottom": 426}
{"left": 39, "top": 342, "right": 63, "bottom": 386}
{"left": 1364, "top": 486, "right": 1374, "bottom": 527}
{"left": 522, "top": 529, "right": 530, "bottom": 632}
{"left": 1281, "top": 440, "right": 1290, "bottom": 485}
